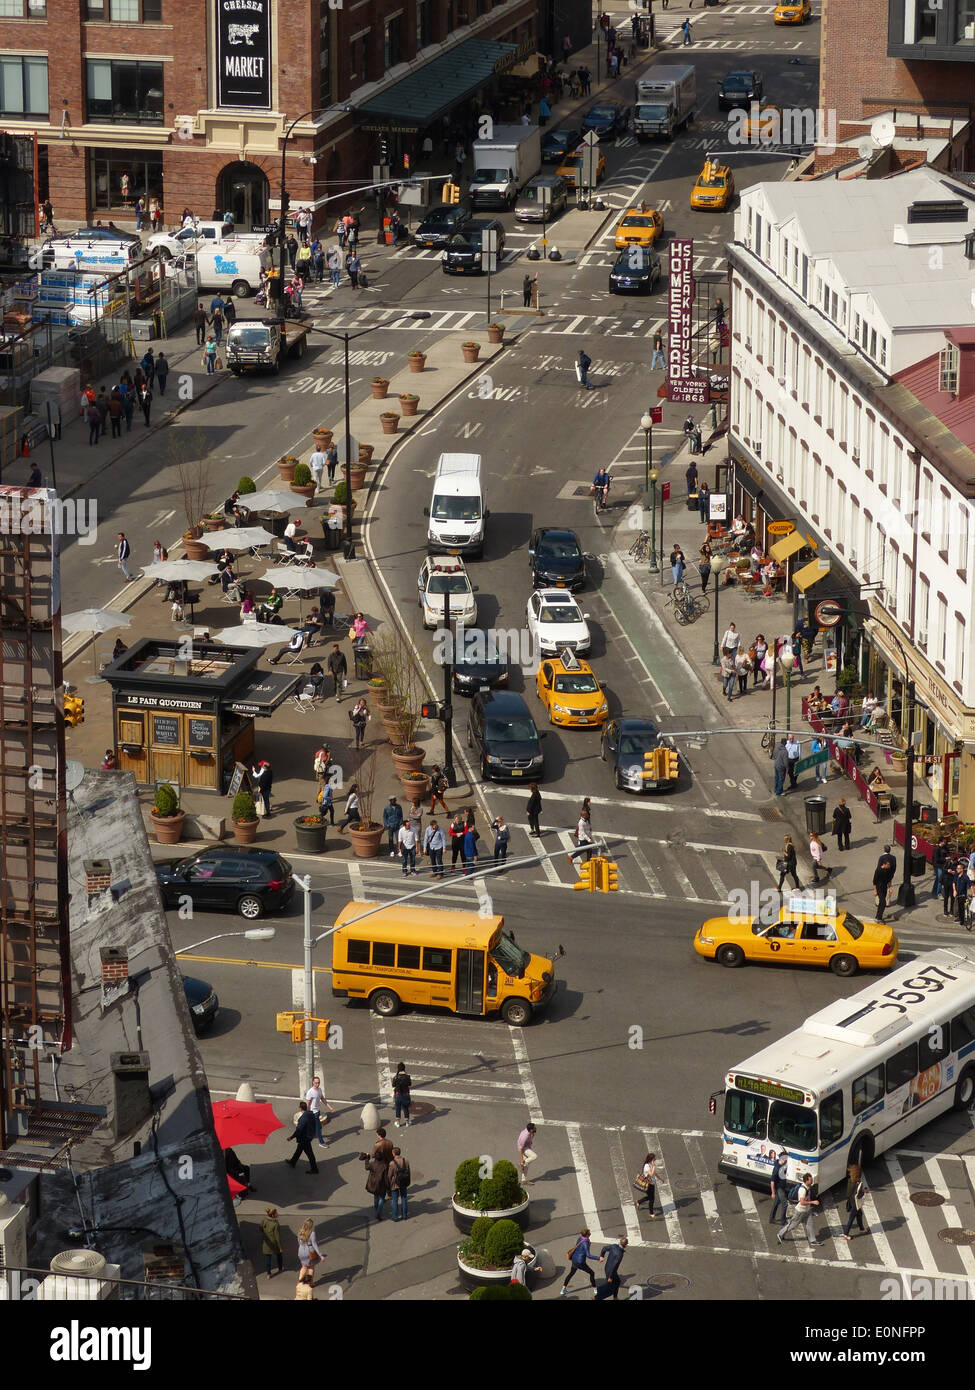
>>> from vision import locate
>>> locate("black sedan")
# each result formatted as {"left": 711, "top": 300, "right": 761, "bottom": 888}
{"left": 581, "top": 101, "right": 629, "bottom": 140}
{"left": 156, "top": 847, "right": 294, "bottom": 919}
{"left": 718, "top": 70, "right": 765, "bottom": 111}
{"left": 441, "top": 219, "right": 506, "bottom": 275}
{"left": 413, "top": 202, "right": 472, "bottom": 248}
{"left": 450, "top": 629, "right": 511, "bottom": 695}
{"left": 467, "top": 690, "right": 545, "bottom": 782}
{"left": 529, "top": 527, "right": 587, "bottom": 591}
{"left": 608, "top": 247, "right": 662, "bottom": 295}
{"left": 182, "top": 975, "right": 219, "bottom": 1035}
{"left": 541, "top": 127, "right": 581, "bottom": 162}
{"left": 601, "top": 718, "right": 677, "bottom": 793}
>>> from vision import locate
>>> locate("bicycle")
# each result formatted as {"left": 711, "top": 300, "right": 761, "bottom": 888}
{"left": 628, "top": 531, "right": 652, "bottom": 562}
{"left": 665, "top": 588, "right": 708, "bottom": 625}
{"left": 761, "top": 718, "right": 777, "bottom": 755}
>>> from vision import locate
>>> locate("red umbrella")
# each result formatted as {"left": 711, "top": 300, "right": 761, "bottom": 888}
{"left": 212, "top": 1098, "right": 285, "bottom": 1149}
{"left": 227, "top": 1174, "right": 247, "bottom": 1198}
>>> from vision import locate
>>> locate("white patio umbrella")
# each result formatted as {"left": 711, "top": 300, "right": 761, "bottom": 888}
{"left": 141, "top": 559, "right": 220, "bottom": 582}
{"left": 200, "top": 527, "right": 277, "bottom": 552}
{"left": 240, "top": 488, "right": 308, "bottom": 514}
{"left": 214, "top": 623, "right": 300, "bottom": 648}
{"left": 260, "top": 565, "right": 339, "bottom": 621}
{"left": 62, "top": 607, "right": 133, "bottom": 682}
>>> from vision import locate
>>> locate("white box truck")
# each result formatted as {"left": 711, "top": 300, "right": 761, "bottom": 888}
{"left": 633, "top": 65, "right": 697, "bottom": 140}
{"left": 190, "top": 239, "right": 272, "bottom": 297}
{"left": 470, "top": 125, "right": 542, "bottom": 211}
{"left": 424, "top": 453, "right": 488, "bottom": 558}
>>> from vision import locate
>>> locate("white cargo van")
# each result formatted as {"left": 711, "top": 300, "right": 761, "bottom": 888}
{"left": 190, "top": 239, "right": 271, "bottom": 297}
{"left": 424, "top": 453, "right": 488, "bottom": 558}
{"left": 42, "top": 234, "right": 141, "bottom": 273}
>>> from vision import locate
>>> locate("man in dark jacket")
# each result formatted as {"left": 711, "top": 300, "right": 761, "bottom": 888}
{"left": 594, "top": 1237, "right": 628, "bottom": 1300}
{"left": 873, "top": 845, "right": 897, "bottom": 921}
{"left": 577, "top": 348, "right": 594, "bottom": 390}
{"left": 932, "top": 840, "right": 948, "bottom": 899}
{"left": 773, "top": 738, "right": 790, "bottom": 797}
{"left": 359, "top": 1149, "right": 389, "bottom": 1219}
{"left": 831, "top": 798, "right": 852, "bottom": 851}
{"left": 286, "top": 1101, "right": 319, "bottom": 1173}
{"left": 383, "top": 797, "right": 404, "bottom": 857}
{"left": 327, "top": 643, "right": 347, "bottom": 701}
{"left": 251, "top": 759, "right": 273, "bottom": 817}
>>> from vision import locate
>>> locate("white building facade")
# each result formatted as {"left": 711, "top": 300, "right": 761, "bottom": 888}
{"left": 727, "top": 167, "right": 975, "bottom": 818}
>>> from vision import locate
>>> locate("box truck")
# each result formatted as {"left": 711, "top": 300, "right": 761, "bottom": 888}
{"left": 633, "top": 65, "right": 697, "bottom": 140}
{"left": 470, "top": 125, "right": 542, "bottom": 210}
{"left": 190, "top": 240, "right": 272, "bottom": 297}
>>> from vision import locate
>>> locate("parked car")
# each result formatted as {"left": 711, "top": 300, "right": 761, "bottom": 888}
{"left": 717, "top": 70, "right": 765, "bottom": 111}
{"left": 600, "top": 717, "right": 677, "bottom": 792}
{"left": 450, "top": 629, "right": 511, "bottom": 695}
{"left": 156, "top": 848, "right": 294, "bottom": 919}
{"left": 608, "top": 246, "right": 662, "bottom": 295}
{"left": 581, "top": 101, "right": 629, "bottom": 140}
{"left": 441, "top": 219, "right": 506, "bottom": 275}
{"left": 540, "top": 127, "right": 581, "bottom": 163}
{"left": 467, "top": 690, "right": 545, "bottom": 781}
{"left": 529, "top": 527, "right": 587, "bottom": 591}
{"left": 526, "top": 588, "right": 591, "bottom": 657}
{"left": 182, "top": 975, "right": 219, "bottom": 1035}
{"left": 413, "top": 202, "right": 472, "bottom": 248}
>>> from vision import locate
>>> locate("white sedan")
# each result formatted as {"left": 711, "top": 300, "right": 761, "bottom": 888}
{"left": 526, "top": 588, "right": 591, "bottom": 658}
{"left": 418, "top": 554, "right": 477, "bottom": 630}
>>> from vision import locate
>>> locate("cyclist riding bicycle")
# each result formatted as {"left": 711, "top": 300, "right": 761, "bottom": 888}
{"left": 592, "top": 468, "right": 611, "bottom": 511}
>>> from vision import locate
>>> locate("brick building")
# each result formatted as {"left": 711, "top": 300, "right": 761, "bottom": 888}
{"left": 820, "top": 0, "right": 975, "bottom": 167}
{"left": 0, "top": 0, "right": 540, "bottom": 236}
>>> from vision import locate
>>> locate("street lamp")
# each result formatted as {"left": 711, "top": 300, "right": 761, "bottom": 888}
{"left": 175, "top": 928, "right": 276, "bottom": 953}
{"left": 780, "top": 646, "right": 795, "bottom": 733}
{"left": 866, "top": 617, "right": 919, "bottom": 908}
{"left": 711, "top": 553, "right": 726, "bottom": 664}
{"left": 647, "top": 468, "right": 659, "bottom": 572}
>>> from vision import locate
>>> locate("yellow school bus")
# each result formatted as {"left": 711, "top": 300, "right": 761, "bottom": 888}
{"left": 330, "top": 902, "right": 559, "bottom": 1026}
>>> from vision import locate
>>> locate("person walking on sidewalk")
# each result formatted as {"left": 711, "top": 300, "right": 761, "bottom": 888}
{"left": 286, "top": 1102, "right": 319, "bottom": 1174}
{"left": 345, "top": 251, "right": 362, "bottom": 289}
{"left": 140, "top": 348, "right": 155, "bottom": 389}
{"left": 785, "top": 732, "right": 801, "bottom": 790}
{"left": 203, "top": 335, "right": 217, "bottom": 374}
{"left": 932, "top": 839, "right": 948, "bottom": 899}
{"left": 261, "top": 1207, "right": 284, "bottom": 1278}
{"left": 339, "top": 783, "right": 360, "bottom": 832}
{"left": 462, "top": 818, "right": 479, "bottom": 876}
{"left": 776, "top": 834, "right": 801, "bottom": 891}
{"left": 842, "top": 1163, "right": 868, "bottom": 1240}
{"left": 295, "top": 1219, "right": 322, "bottom": 1283}
{"left": 670, "top": 544, "right": 686, "bottom": 587}
{"left": 873, "top": 845, "right": 897, "bottom": 922}
{"left": 720, "top": 650, "right": 736, "bottom": 701}
{"left": 811, "top": 735, "right": 828, "bottom": 784}
{"left": 769, "top": 1150, "right": 790, "bottom": 1227}
{"left": 526, "top": 782, "right": 543, "bottom": 836}
{"left": 325, "top": 442, "right": 338, "bottom": 483}
{"left": 517, "top": 1121, "right": 538, "bottom": 1181}
{"left": 86, "top": 397, "right": 101, "bottom": 446}
{"left": 778, "top": 1173, "right": 821, "bottom": 1247}
{"left": 772, "top": 738, "right": 790, "bottom": 797}
{"left": 359, "top": 1148, "right": 390, "bottom": 1221}
{"left": 392, "top": 1061, "right": 412, "bottom": 1128}
{"left": 398, "top": 821, "right": 418, "bottom": 876}
{"left": 388, "top": 1146, "right": 411, "bottom": 1220}
{"left": 735, "top": 646, "right": 752, "bottom": 696}
{"left": 139, "top": 380, "right": 152, "bottom": 427}
{"left": 327, "top": 643, "right": 347, "bottom": 701}
{"left": 809, "top": 831, "right": 829, "bottom": 884}
{"left": 155, "top": 352, "right": 169, "bottom": 396}
{"left": 832, "top": 798, "right": 852, "bottom": 850}
{"left": 115, "top": 532, "right": 134, "bottom": 581}
{"left": 305, "top": 1076, "right": 335, "bottom": 1146}
{"left": 384, "top": 797, "right": 404, "bottom": 857}
{"left": 448, "top": 811, "right": 466, "bottom": 871}
{"left": 107, "top": 389, "right": 123, "bottom": 438}
{"left": 424, "top": 818, "right": 446, "bottom": 878}
{"left": 347, "top": 696, "right": 368, "bottom": 748}
{"left": 561, "top": 1229, "right": 597, "bottom": 1296}
{"left": 251, "top": 758, "right": 273, "bottom": 817}
{"left": 651, "top": 330, "right": 666, "bottom": 371}
{"left": 698, "top": 480, "right": 710, "bottom": 524}
{"left": 193, "top": 302, "right": 207, "bottom": 345}
{"left": 429, "top": 764, "right": 450, "bottom": 814}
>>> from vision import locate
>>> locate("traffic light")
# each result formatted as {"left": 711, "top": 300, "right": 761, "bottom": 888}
{"left": 443, "top": 182, "right": 460, "bottom": 205}
{"left": 597, "top": 858, "right": 619, "bottom": 893}
{"left": 403, "top": 152, "right": 411, "bottom": 171}
{"left": 421, "top": 699, "right": 443, "bottom": 720}
{"left": 281, "top": 189, "right": 290, "bottom": 221}
{"left": 63, "top": 691, "right": 84, "bottom": 726}
{"left": 662, "top": 748, "right": 680, "bottom": 782}
{"left": 573, "top": 859, "right": 597, "bottom": 891}
{"left": 642, "top": 751, "right": 657, "bottom": 781}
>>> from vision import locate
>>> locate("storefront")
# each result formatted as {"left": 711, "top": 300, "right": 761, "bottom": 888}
{"left": 101, "top": 640, "right": 298, "bottom": 796}
{"left": 89, "top": 150, "right": 164, "bottom": 214}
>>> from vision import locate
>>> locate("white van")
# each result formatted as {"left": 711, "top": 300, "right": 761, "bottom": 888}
{"left": 424, "top": 453, "right": 487, "bottom": 558}
{"left": 191, "top": 239, "right": 271, "bottom": 298}
{"left": 42, "top": 233, "right": 141, "bottom": 273}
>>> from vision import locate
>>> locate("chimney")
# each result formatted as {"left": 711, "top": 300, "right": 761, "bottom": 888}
{"left": 85, "top": 858, "right": 112, "bottom": 898}
{"left": 100, "top": 947, "right": 129, "bottom": 1008}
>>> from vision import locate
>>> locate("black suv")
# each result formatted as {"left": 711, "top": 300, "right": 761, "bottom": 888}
{"left": 581, "top": 101, "right": 629, "bottom": 140}
{"left": 718, "top": 71, "right": 765, "bottom": 111}
{"left": 467, "top": 690, "right": 544, "bottom": 781}
{"left": 413, "top": 202, "right": 472, "bottom": 248}
{"left": 156, "top": 847, "right": 294, "bottom": 919}
{"left": 182, "top": 975, "right": 219, "bottom": 1035}
{"left": 441, "top": 220, "right": 506, "bottom": 275}
{"left": 609, "top": 246, "right": 662, "bottom": 295}
{"left": 529, "top": 527, "right": 587, "bottom": 591}
{"left": 541, "top": 127, "right": 581, "bottom": 163}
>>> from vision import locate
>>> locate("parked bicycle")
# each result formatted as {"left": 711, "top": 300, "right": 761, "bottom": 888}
{"left": 761, "top": 717, "right": 777, "bottom": 755}
{"left": 665, "top": 587, "right": 708, "bottom": 625}
{"left": 628, "top": 531, "right": 653, "bottom": 562}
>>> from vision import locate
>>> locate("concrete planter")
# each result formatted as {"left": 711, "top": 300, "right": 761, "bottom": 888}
{"left": 294, "top": 816, "right": 327, "bottom": 853}
{"left": 183, "top": 532, "right": 209, "bottom": 562}
{"left": 349, "top": 465, "right": 368, "bottom": 492}
{"left": 407, "top": 352, "right": 426, "bottom": 372}
{"left": 461, "top": 344, "right": 481, "bottom": 363}
{"left": 369, "top": 379, "right": 390, "bottom": 400}
{"left": 313, "top": 428, "right": 333, "bottom": 449}
{"left": 379, "top": 413, "right": 400, "bottom": 435}
{"left": 276, "top": 456, "right": 299, "bottom": 482}
{"left": 399, "top": 395, "right": 419, "bottom": 417}
{"left": 390, "top": 747, "right": 424, "bottom": 775}
{"left": 486, "top": 325, "right": 504, "bottom": 344}
{"left": 346, "top": 823, "right": 383, "bottom": 857}
{"left": 456, "top": 1246, "right": 538, "bottom": 1293}
{"left": 358, "top": 443, "right": 375, "bottom": 464}
{"left": 232, "top": 817, "right": 259, "bottom": 845}
{"left": 451, "top": 1192, "right": 530, "bottom": 1235}
{"left": 150, "top": 809, "right": 184, "bottom": 845}
{"left": 401, "top": 773, "right": 431, "bottom": 801}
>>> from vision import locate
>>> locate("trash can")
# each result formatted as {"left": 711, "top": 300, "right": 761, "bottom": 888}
{"left": 804, "top": 795, "right": 827, "bottom": 835}
{"left": 687, "top": 491, "right": 699, "bottom": 512}
{"left": 911, "top": 852, "right": 926, "bottom": 877}
{"left": 322, "top": 519, "right": 341, "bottom": 550}
{"left": 353, "top": 644, "right": 373, "bottom": 681}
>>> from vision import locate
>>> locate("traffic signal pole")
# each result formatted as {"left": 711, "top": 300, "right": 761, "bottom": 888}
{"left": 442, "top": 590, "right": 455, "bottom": 787}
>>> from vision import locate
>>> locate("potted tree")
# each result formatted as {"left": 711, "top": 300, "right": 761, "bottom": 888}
{"left": 294, "top": 811, "right": 327, "bottom": 854}
{"left": 276, "top": 454, "right": 300, "bottom": 483}
{"left": 461, "top": 341, "right": 481, "bottom": 363}
{"left": 379, "top": 412, "right": 400, "bottom": 435}
{"left": 407, "top": 349, "right": 427, "bottom": 372}
{"left": 173, "top": 435, "right": 215, "bottom": 562}
{"left": 345, "top": 751, "right": 383, "bottom": 858}
{"left": 369, "top": 377, "right": 390, "bottom": 400}
{"left": 385, "top": 641, "right": 425, "bottom": 774}
{"left": 358, "top": 443, "right": 375, "bottom": 465}
{"left": 290, "top": 461, "right": 316, "bottom": 500}
{"left": 150, "top": 783, "right": 184, "bottom": 844}
{"left": 232, "top": 790, "right": 259, "bottom": 845}
{"left": 398, "top": 393, "right": 420, "bottom": 417}
{"left": 452, "top": 1157, "right": 530, "bottom": 1235}
{"left": 458, "top": 1217, "right": 536, "bottom": 1293}
{"left": 313, "top": 426, "right": 333, "bottom": 450}
{"left": 486, "top": 323, "right": 505, "bottom": 345}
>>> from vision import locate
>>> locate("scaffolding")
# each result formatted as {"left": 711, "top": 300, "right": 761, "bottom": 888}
{"left": 0, "top": 484, "right": 70, "bottom": 1153}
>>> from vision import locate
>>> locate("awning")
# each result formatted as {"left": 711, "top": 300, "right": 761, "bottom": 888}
{"left": 792, "top": 558, "right": 830, "bottom": 592}
{"left": 509, "top": 52, "right": 546, "bottom": 78}
{"left": 770, "top": 530, "right": 806, "bottom": 563}
{"left": 355, "top": 38, "right": 517, "bottom": 129}
{"left": 223, "top": 671, "right": 299, "bottom": 717}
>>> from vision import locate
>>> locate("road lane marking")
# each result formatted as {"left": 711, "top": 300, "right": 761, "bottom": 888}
{"left": 566, "top": 1123, "right": 607, "bottom": 1245}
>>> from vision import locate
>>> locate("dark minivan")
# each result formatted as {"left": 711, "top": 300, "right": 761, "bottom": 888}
{"left": 156, "top": 847, "right": 294, "bottom": 919}
{"left": 467, "top": 690, "right": 544, "bottom": 781}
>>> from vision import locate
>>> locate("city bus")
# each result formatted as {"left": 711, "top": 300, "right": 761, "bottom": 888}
{"left": 330, "top": 902, "right": 560, "bottom": 1025}
{"left": 717, "top": 947, "right": 975, "bottom": 1191}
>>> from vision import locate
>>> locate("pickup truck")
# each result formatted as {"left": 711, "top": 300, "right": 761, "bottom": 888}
{"left": 226, "top": 318, "right": 308, "bottom": 374}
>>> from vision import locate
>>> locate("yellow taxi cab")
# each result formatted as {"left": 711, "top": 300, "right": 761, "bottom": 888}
{"left": 614, "top": 207, "right": 664, "bottom": 250}
{"left": 693, "top": 898, "right": 898, "bottom": 977}
{"left": 741, "top": 100, "right": 781, "bottom": 144}
{"left": 557, "top": 148, "right": 606, "bottom": 191}
{"left": 774, "top": 0, "right": 811, "bottom": 22}
{"left": 690, "top": 159, "right": 735, "bottom": 211}
{"left": 535, "top": 649, "right": 609, "bottom": 728}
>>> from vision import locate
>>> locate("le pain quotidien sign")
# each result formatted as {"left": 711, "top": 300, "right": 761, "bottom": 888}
{"left": 216, "top": 0, "right": 272, "bottom": 111}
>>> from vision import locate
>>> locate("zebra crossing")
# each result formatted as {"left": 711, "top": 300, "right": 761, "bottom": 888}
{"left": 304, "top": 302, "right": 669, "bottom": 339}
{"left": 558, "top": 1125, "right": 975, "bottom": 1276}
{"left": 370, "top": 1011, "right": 540, "bottom": 1110}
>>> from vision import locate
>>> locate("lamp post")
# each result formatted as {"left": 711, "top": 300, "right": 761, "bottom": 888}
{"left": 711, "top": 553, "right": 726, "bottom": 664}
{"left": 866, "top": 617, "right": 918, "bottom": 908}
{"left": 278, "top": 109, "right": 322, "bottom": 303}
{"left": 780, "top": 646, "right": 795, "bottom": 734}
{"left": 647, "top": 468, "right": 659, "bottom": 572}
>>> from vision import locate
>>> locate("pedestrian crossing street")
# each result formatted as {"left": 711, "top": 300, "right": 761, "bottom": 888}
{"left": 371, "top": 1010, "right": 541, "bottom": 1111}
{"left": 555, "top": 1125, "right": 975, "bottom": 1276}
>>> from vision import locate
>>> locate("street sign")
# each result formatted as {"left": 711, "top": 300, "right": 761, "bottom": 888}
{"left": 650, "top": 405, "right": 663, "bottom": 423}
{"left": 582, "top": 130, "right": 600, "bottom": 146}
{"left": 815, "top": 599, "right": 843, "bottom": 628}
{"left": 661, "top": 481, "right": 670, "bottom": 501}
{"left": 795, "top": 750, "right": 829, "bottom": 773}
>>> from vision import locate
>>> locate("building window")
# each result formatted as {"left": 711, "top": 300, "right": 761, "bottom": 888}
{"left": 940, "top": 488, "right": 951, "bottom": 556}
{"left": 918, "top": 575, "right": 930, "bottom": 644}
{"left": 958, "top": 508, "right": 969, "bottom": 575}
{"left": 384, "top": 13, "right": 403, "bottom": 69}
{"left": 780, "top": 237, "right": 789, "bottom": 278}
{"left": 0, "top": 55, "right": 48, "bottom": 118}
{"left": 89, "top": 149, "right": 162, "bottom": 210}
{"left": 800, "top": 253, "right": 808, "bottom": 300}
{"left": 937, "top": 594, "right": 948, "bottom": 664}
{"left": 86, "top": 59, "right": 163, "bottom": 124}
{"left": 957, "top": 618, "right": 966, "bottom": 684}
{"left": 939, "top": 341, "right": 959, "bottom": 394}
{"left": 957, "top": 0, "right": 975, "bottom": 41}
{"left": 319, "top": 0, "right": 331, "bottom": 105}
{"left": 85, "top": 0, "right": 162, "bottom": 19}
{"left": 916, "top": 1, "right": 938, "bottom": 40}
{"left": 350, "top": 30, "right": 370, "bottom": 80}
{"left": 869, "top": 327, "right": 878, "bottom": 361}
{"left": 417, "top": 0, "right": 431, "bottom": 48}
{"left": 755, "top": 212, "right": 763, "bottom": 257}
{"left": 0, "top": 0, "right": 46, "bottom": 14}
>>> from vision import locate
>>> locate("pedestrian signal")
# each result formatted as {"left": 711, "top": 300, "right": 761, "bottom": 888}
{"left": 597, "top": 858, "right": 619, "bottom": 892}
{"left": 403, "top": 153, "right": 411, "bottom": 170}
{"left": 573, "top": 859, "right": 597, "bottom": 892}
{"left": 63, "top": 692, "right": 85, "bottom": 726}
{"left": 420, "top": 700, "right": 443, "bottom": 720}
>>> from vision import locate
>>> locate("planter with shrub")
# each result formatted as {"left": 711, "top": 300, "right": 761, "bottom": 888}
{"left": 238, "top": 476, "right": 257, "bottom": 496}
{"left": 313, "top": 427, "right": 333, "bottom": 449}
{"left": 294, "top": 813, "right": 326, "bottom": 854}
{"left": 349, "top": 462, "right": 369, "bottom": 493}
{"left": 461, "top": 341, "right": 481, "bottom": 363}
{"left": 150, "top": 783, "right": 184, "bottom": 844}
{"left": 276, "top": 455, "right": 300, "bottom": 482}
{"left": 407, "top": 350, "right": 427, "bottom": 372}
{"left": 369, "top": 377, "right": 390, "bottom": 400}
{"left": 399, "top": 393, "right": 419, "bottom": 417}
{"left": 232, "top": 790, "right": 259, "bottom": 845}
{"left": 486, "top": 323, "right": 505, "bottom": 344}
{"left": 457, "top": 1215, "right": 536, "bottom": 1291}
{"left": 452, "top": 1157, "right": 530, "bottom": 1234}
{"left": 290, "top": 461, "right": 316, "bottom": 499}
{"left": 379, "top": 412, "right": 400, "bottom": 435}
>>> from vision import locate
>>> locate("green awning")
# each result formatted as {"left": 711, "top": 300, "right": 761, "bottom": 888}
{"left": 355, "top": 38, "right": 518, "bottom": 131}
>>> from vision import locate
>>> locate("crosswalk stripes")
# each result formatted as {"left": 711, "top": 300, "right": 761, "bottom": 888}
{"left": 370, "top": 1011, "right": 536, "bottom": 1107}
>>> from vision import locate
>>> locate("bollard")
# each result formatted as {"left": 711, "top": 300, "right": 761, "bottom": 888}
{"left": 361, "top": 1101, "right": 379, "bottom": 1132}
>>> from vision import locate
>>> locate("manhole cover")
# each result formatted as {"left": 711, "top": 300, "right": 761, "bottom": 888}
{"left": 760, "top": 807, "right": 785, "bottom": 822}
{"left": 939, "top": 1227, "right": 975, "bottom": 1246}
{"left": 646, "top": 1272, "right": 691, "bottom": 1293}
{"left": 672, "top": 1180, "right": 701, "bottom": 1195}
{"left": 407, "top": 1100, "right": 436, "bottom": 1118}
{"left": 911, "top": 1191, "right": 946, "bottom": 1207}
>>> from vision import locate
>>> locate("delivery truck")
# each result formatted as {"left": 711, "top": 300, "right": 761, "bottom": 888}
{"left": 226, "top": 318, "right": 308, "bottom": 374}
{"left": 633, "top": 65, "right": 697, "bottom": 141}
{"left": 190, "top": 239, "right": 272, "bottom": 297}
{"left": 469, "top": 125, "right": 542, "bottom": 211}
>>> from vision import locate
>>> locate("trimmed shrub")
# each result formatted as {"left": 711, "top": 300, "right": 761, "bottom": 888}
{"left": 469, "top": 1282, "right": 531, "bottom": 1301}
{"left": 468, "top": 1216, "right": 493, "bottom": 1254}
{"left": 333, "top": 480, "right": 349, "bottom": 506}
{"left": 483, "top": 1219, "right": 523, "bottom": 1270}
{"left": 153, "top": 783, "right": 179, "bottom": 816}
{"left": 476, "top": 1159, "right": 520, "bottom": 1210}
{"left": 233, "top": 791, "right": 257, "bottom": 822}
{"left": 237, "top": 476, "right": 256, "bottom": 494}
{"left": 292, "top": 462, "right": 312, "bottom": 486}
{"left": 454, "top": 1157, "right": 481, "bottom": 1206}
